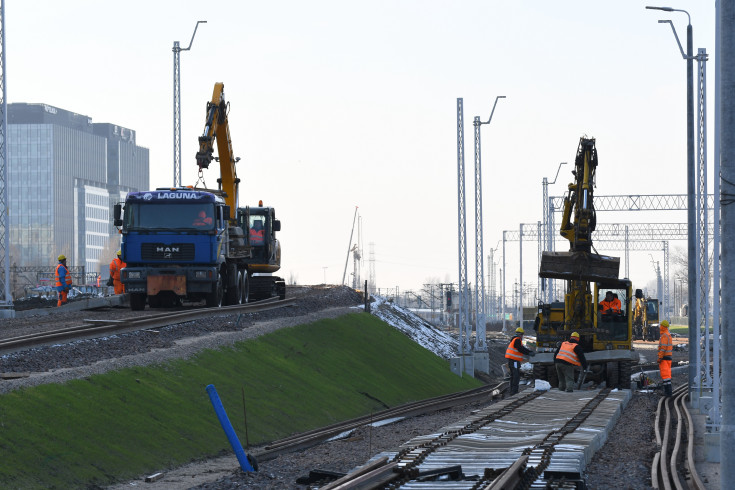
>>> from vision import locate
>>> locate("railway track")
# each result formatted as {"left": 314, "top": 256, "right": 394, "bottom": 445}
{"left": 0, "top": 297, "right": 295, "bottom": 356}
{"left": 253, "top": 382, "right": 509, "bottom": 464}
{"left": 652, "top": 386, "right": 706, "bottom": 490}
{"left": 315, "top": 386, "right": 626, "bottom": 489}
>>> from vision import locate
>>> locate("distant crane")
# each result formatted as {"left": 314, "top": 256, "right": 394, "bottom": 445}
{"left": 342, "top": 207, "right": 359, "bottom": 286}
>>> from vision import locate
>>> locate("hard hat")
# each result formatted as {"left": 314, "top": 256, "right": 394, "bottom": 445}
{"left": 58, "top": 254, "right": 66, "bottom": 261}
{"left": 570, "top": 332, "right": 580, "bottom": 339}
{"left": 660, "top": 320, "right": 669, "bottom": 328}
{"left": 116, "top": 250, "right": 122, "bottom": 256}
{"left": 515, "top": 327, "right": 524, "bottom": 334}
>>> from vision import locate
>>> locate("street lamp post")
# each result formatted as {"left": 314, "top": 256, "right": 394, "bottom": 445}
{"left": 645, "top": 5, "right": 697, "bottom": 399}
{"left": 173, "top": 20, "right": 207, "bottom": 187}
{"left": 473, "top": 95, "right": 505, "bottom": 353}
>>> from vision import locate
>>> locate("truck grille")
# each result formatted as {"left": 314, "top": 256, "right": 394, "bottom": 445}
{"left": 141, "top": 243, "right": 195, "bottom": 261}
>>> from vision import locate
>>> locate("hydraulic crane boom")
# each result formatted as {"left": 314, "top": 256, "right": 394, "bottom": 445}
{"left": 195, "top": 82, "right": 240, "bottom": 218}
{"left": 539, "top": 137, "right": 619, "bottom": 282}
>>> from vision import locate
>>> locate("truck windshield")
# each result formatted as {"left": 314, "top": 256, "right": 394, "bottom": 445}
{"left": 124, "top": 203, "right": 216, "bottom": 230}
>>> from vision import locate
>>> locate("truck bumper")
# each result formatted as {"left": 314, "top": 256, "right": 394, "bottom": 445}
{"left": 122, "top": 267, "right": 217, "bottom": 295}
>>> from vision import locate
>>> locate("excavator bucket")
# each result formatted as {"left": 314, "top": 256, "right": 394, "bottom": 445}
{"left": 539, "top": 251, "right": 620, "bottom": 282}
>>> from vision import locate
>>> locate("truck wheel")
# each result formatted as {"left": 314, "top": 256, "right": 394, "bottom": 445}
{"left": 240, "top": 272, "right": 250, "bottom": 304}
{"left": 205, "top": 273, "right": 224, "bottom": 308}
{"left": 225, "top": 270, "right": 241, "bottom": 305}
{"left": 130, "top": 293, "right": 146, "bottom": 311}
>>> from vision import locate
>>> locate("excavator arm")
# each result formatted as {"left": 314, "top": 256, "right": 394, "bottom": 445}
{"left": 195, "top": 82, "right": 240, "bottom": 218}
{"left": 539, "top": 137, "right": 619, "bottom": 282}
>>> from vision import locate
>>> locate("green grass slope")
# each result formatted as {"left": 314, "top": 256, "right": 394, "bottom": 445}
{"left": 0, "top": 313, "right": 480, "bottom": 489}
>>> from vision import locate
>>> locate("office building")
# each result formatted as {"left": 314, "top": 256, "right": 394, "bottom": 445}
{"left": 8, "top": 103, "right": 149, "bottom": 275}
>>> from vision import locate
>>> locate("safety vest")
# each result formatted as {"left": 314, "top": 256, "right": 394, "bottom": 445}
{"left": 600, "top": 299, "right": 621, "bottom": 314}
{"left": 556, "top": 341, "right": 581, "bottom": 366}
{"left": 110, "top": 257, "right": 125, "bottom": 280}
{"left": 505, "top": 337, "right": 525, "bottom": 362}
{"left": 250, "top": 228, "right": 265, "bottom": 245}
{"left": 55, "top": 263, "right": 72, "bottom": 287}
{"left": 658, "top": 330, "right": 673, "bottom": 360}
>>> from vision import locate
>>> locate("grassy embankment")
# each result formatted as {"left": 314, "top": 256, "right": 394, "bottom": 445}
{"left": 0, "top": 313, "right": 481, "bottom": 489}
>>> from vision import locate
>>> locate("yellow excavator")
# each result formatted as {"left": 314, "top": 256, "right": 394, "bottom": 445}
{"left": 532, "top": 137, "right": 636, "bottom": 389}
{"left": 195, "top": 82, "right": 285, "bottom": 301}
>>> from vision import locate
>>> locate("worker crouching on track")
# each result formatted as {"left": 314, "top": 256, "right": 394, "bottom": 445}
{"left": 658, "top": 320, "right": 673, "bottom": 397}
{"left": 554, "top": 332, "right": 588, "bottom": 392}
{"left": 109, "top": 250, "right": 126, "bottom": 295}
{"left": 505, "top": 327, "right": 536, "bottom": 395}
{"left": 55, "top": 254, "right": 72, "bottom": 307}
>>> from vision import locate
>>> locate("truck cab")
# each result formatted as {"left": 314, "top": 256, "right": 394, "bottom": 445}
{"left": 115, "top": 188, "right": 231, "bottom": 310}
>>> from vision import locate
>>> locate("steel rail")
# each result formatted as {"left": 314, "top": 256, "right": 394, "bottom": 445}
{"left": 256, "top": 382, "right": 508, "bottom": 461}
{"left": 0, "top": 298, "right": 295, "bottom": 356}
{"left": 327, "top": 388, "right": 614, "bottom": 489}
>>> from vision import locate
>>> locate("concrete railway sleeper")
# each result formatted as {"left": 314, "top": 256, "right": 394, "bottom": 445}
{"left": 651, "top": 385, "right": 705, "bottom": 490}
{"left": 327, "top": 388, "right": 619, "bottom": 489}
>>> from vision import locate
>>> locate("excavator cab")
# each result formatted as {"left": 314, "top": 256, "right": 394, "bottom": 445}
{"left": 593, "top": 279, "right": 633, "bottom": 349}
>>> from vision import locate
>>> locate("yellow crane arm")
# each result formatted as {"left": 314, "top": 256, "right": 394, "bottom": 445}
{"left": 195, "top": 82, "right": 240, "bottom": 217}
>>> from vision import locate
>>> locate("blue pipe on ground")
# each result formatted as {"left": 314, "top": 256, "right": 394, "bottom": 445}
{"left": 206, "top": 384, "right": 255, "bottom": 472}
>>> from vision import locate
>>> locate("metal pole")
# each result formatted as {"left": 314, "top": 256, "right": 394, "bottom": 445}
{"left": 720, "top": 0, "right": 734, "bottom": 479}
{"left": 456, "top": 99, "right": 471, "bottom": 361}
{"left": 625, "top": 226, "right": 630, "bottom": 279}
{"left": 502, "top": 231, "right": 507, "bottom": 334}
{"left": 542, "top": 177, "right": 549, "bottom": 304}
{"left": 519, "top": 223, "right": 523, "bottom": 330}
{"left": 473, "top": 116, "right": 486, "bottom": 351}
{"left": 712, "top": 0, "right": 722, "bottom": 433}
{"left": 172, "top": 20, "right": 206, "bottom": 187}
{"left": 0, "top": 0, "right": 10, "bottom": 311}
{"left": 685, "top": 20, "right": 698, "bottom": 399}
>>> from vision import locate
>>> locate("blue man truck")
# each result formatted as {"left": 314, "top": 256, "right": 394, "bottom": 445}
{"left": 113, "top": 82, "right": 284, "bottom": 311}
{"left": 114, "top": 188, "right": 284, "bottom": 310}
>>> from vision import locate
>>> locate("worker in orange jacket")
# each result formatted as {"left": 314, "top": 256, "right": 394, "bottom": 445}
{"left": 599, "top": 291, "right": 622, "bottom": 314}
{"left": 55, "top": 254, "right": 72, "bottom": 307}
{"left": 109, "top": 250, "right": 126, "bottom": 295}
{"left": 554, "top": 332, "right": 588, "bottom": 392}
{"left": 658, "top": 320, "right": 673, "bottom": 397}
{"left": 505, "top": 327, "right": 535, "bottom": 395}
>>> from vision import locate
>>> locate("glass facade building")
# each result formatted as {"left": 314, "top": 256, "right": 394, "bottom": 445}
{"left": 8, "top": 103, "right": 149, "bottom": 275}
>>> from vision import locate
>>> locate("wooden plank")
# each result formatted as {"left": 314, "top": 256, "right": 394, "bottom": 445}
{"left": 0, "top": 372, "right": 30, "bottom": 379}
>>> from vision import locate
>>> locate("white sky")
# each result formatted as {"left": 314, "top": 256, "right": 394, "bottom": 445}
{"left": 7, "top": 1, "right": 717, "bottom": 298}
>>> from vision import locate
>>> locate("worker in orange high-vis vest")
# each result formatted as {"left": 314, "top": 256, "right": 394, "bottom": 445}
{"left": 55, "top": 254, "right": 72, "bottom": 307}
{"left": 554, "top": 332, "right": 588, "bottom": 392}
{"left": 109, "top": 250, "right": 127, "bottom": 295}
{"left": 658, "top": 320, "right": 673, "bottom": 397}
{"left": 505, "top": 327, "right": 535, "bottom": 395}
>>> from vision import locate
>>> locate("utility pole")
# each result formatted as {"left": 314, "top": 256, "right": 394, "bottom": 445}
{"left": 0, "top": 0, "right": 11, "bottom": 317}
{"left": 172, "top": 20, "right": 206, "bottom": 187}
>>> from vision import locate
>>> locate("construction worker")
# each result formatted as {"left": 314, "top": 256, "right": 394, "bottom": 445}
{"left": 599, "top": 291, "right": 621, "bottom": 314}
{"left": 553, "top": 332, "right": 588, "bottom": 392}
{"left": 658, "top": 320, "right": 673, "bottom": 397}
{"left": 193, "top": 210, "right": 213, "bottom": 227}
{"left": 505, "top": 326, "right": 535, "bottom": 395}
{"left": 54, "top": 254, "right": 72, "bottom": 307}
{"left": 633, "top": 289, "right": 647, "bottom": 339}
{"left": 249, "top": 220, "right": 265, "bottom": 245}
{"left": 109, "top": 250, "right": 126, "bottom": 295}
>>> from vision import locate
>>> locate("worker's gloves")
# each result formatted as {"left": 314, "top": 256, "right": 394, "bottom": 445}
{"left": 529, "top": 351, "right": 536, "bottom": 357}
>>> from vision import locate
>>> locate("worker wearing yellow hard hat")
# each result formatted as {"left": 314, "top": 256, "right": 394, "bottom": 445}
{"left": 54, "top": 254, "right": 72, "bottom": 307}
{"left": 554, "top": 331, "right": 588, "bottom": 392}
{"left": 658, "top": 320, "right": 673, "bottom": 397}
{"left": 505, "top": 325, "right": 536, "bottom": 395}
